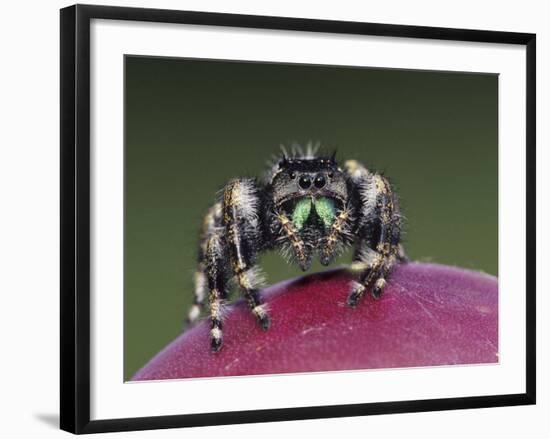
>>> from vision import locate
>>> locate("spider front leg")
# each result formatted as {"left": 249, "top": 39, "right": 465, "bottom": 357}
{"left": 347, "top": 249, "right": 397, "bottom": 307}
{"left": 347, "top": 173, "right": 403, "bottom": 307}
{"left": 223, "top": 179, "right": 270, "bottom": 331}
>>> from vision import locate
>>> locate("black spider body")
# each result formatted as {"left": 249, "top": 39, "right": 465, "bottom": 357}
{"left": 186, "top": 147, "right": 406, "bottom": 352}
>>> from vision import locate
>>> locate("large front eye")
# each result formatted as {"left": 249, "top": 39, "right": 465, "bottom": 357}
{"left": 314, "top": 174, "right": 327, "bottom": 189}
{"left": 298, "top": 175, "right": 312, "bottom": 189}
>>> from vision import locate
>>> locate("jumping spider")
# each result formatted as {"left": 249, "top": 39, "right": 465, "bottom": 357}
{"left": 186, "top": 145, "right": 406, "bottom": 352}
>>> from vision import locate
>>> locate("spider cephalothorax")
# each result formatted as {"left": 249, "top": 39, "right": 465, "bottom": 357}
{"left": 186, "top": 146, "right": 406, "bottom": 352}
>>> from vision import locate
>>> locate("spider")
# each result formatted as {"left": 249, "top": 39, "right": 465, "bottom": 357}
{"left": 185, "top": 145, "right": 406, "bottom": 352}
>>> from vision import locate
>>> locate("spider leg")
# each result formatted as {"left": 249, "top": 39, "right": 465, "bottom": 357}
{"left": 204, "top": 227, "right": 230, "bottom": 352}
{"left": 223, "top": 179, "right": 270, "bottom": 331}
{"left": 365, "top": 210, "right": 408, "bottom": 299}
{"left": 185, "top": 202, "right": 222, "bottom": 327}
{"left": 347, "top": 248, "right": 386, "bottom": 306}
{"left": 346, "top": 172, "right": 403, "bottom": 307}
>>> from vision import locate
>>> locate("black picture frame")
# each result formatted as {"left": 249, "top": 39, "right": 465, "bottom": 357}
{"left": 60, "top": 4, "right": 536, "bottom": 434}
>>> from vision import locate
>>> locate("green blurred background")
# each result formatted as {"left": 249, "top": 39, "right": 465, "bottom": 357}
{"left": 124, "top": 56, "right": 498, "bottom": 380}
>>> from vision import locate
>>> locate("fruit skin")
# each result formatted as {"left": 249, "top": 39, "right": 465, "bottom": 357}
{"left": 131, "top": 263, "right": 498, "bottom": 381}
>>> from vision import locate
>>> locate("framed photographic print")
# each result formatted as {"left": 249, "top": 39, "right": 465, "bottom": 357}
{"left": 60, "top": 4, "right": 536, "bottom": 434}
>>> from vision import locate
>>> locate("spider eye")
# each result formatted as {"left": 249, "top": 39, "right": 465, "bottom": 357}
{"left": 328, "top": 172, "right": 334, "bottom": 179}
{"left": 314, "top": 175, "right": 327, "bottom": 189}
{"left": 289, "top": 172, "right": 296, "bottom": 179}
{"left": 298, "top": 175, "right": 312, "bottom": 189}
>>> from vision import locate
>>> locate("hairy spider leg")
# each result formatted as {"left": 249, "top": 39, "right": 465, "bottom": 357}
{"left": 186, "top": 202, "right": 222, "bottom": 327}
{"left": 204, "top": 227, "right": 230, "bottom": 352}
{"left": 223, "top": 179, "right": 270, "bottom": 333}
{"left": 370, "top": 191, "right": 407, "bottom": 297}
{"left": 344, "top": 162, "right": 403, "bottom": 306}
